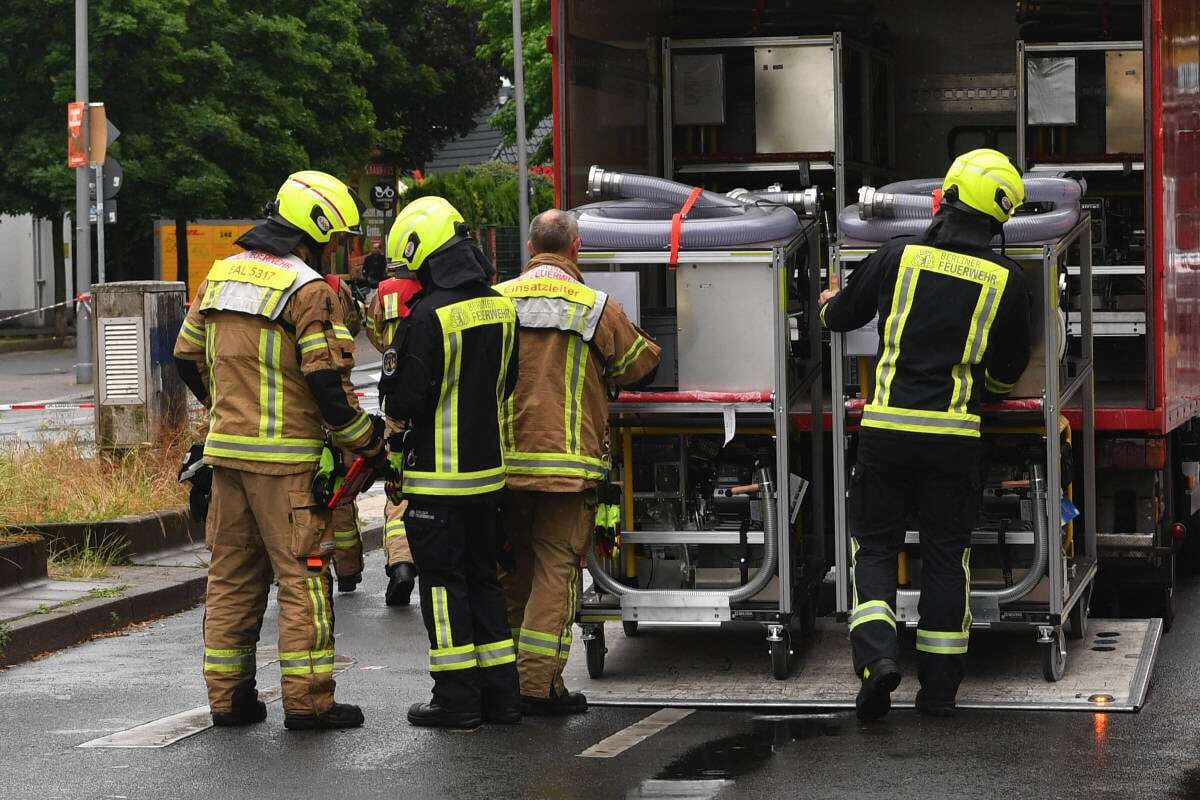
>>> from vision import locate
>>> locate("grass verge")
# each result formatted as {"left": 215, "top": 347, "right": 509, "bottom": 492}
{"left": 0, "top": 428, "right": 190, "bottom": 527}
{"left": 47, "top": 533, "right": 128, "bottom": 580}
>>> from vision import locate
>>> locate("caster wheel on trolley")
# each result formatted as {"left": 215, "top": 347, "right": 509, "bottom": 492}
{"left": 623, "top": 621, "right": 640, "bottom": 638}
{"left": 584, "top": 626, "right": 607, "bottom": 679}
{"left": 1040, "top": 627, "right": 1067, "bottom": 682}
{"left": 1067, "top": 585, "right": 1091, "bottom": 641}
{"left": 768, "top": 626, "right": 791, "bottom": 681}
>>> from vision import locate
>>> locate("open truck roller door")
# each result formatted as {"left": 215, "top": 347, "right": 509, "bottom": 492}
{"left": 548, "top": 0, "right": 1195, "bottom": 707}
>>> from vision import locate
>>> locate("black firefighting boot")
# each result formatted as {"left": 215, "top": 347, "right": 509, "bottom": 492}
{"left": 211, "top": 681, "right": 267, "bottom": 727}
{"left": 283, "top": 702, "right": 365, "bottom": 731}
{"left": 914, "top": 689, "right": 957, "bottom": 718}
{"left": 385, "top": 562, "right": 417, "bottom": 607}
{"left": 482, "top": 702, "right": 522, "bottom": 725}
{"left": 856, "top": 658, "right": 901, "bottom": 722}
{"left": 407, "top": 701, "right": 482, "bottom": 730}
{"left": 521, "top": 686, "right": 588, "bottom": 716}
{"left": 337, "top": 572, "right": 363, "bottom": 594}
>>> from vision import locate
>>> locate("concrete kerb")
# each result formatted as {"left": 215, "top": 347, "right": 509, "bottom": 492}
{"left": 0, "top": 516, "right": 385, "bottom": 668}
{"left": 0, "top": 565, "right": 208, "bottom": 667}
{"left": 3, "top": 508, "right": 202, "bottom": 560}
{"left": 0, "top": 536, "right": 48, "bottom": 590}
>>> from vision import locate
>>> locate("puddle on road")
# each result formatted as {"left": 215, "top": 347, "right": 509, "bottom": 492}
{"left": 627, "top": 714, "right": 846, "bottom": 798}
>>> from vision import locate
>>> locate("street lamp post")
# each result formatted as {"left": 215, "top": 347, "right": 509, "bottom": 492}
{"left": 512, "top": 0, "right": 530, "bottom": 256}
{"left": 74, "top": 0, "right": 92, "bottom": 384}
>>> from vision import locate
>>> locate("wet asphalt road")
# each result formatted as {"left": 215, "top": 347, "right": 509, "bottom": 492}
{"left": 4, "top": 551, "right": 1200, "bottom": 800}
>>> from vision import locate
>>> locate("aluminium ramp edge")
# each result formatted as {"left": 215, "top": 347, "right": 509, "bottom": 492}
{"left": 563, "top": 618, "right": 1161, "bottom": 712}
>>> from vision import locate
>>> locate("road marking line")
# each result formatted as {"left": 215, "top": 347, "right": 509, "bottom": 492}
{"left": 78, "top": 657, "right": 351, "bottom": 749}
{"left": 577, "top": 707, "right": 694, "bottom": 759}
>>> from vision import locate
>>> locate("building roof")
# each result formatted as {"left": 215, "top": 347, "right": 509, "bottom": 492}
{"left": 424, "top": 85, "right": 550, "bottom": 174}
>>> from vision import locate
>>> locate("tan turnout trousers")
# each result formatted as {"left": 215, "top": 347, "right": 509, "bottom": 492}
{"left": 330, "top": 502, "right": 364, "bottom": 580}
{"left": 499, "top": 490, "right": 595, "bottom": 697}
{"left": 204, "top": 466, "right": 337, "bottom": 715}
{"left": 382, "top": 499, "right": 412, "bottom": 567}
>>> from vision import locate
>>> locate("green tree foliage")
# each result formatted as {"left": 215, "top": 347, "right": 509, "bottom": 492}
{"left": 450, "top": 0, "right": 552, "bottom": 162}
{"left": 403, "top": 163, "right": 553, "bottom": 228}
{"left": 0, "top": 0, "right": 497, "bottom": 282}
{"left": 361, "top": 0, "right": 499, "bottom": 168}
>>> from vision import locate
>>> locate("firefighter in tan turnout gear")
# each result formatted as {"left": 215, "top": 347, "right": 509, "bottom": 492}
{"left": 497, "top": 210, "right": 661, "bottom": 714}
{"left": 174, "top": 170, "right": 385, "bottom": 731}
{"left": 365, "top": 272, "right": 424, "bottom": 605}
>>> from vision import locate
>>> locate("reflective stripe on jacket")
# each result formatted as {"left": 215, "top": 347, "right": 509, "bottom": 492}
{"left": 380, "top": 279, "right": 519, "bottom": 500}
{"left": 496, "top": 253, "right": 662, "bottom": 492}
{"left": 820, "top": 219, "right": 1032, "bottom": 439}
{"left": 174, "top": 250, "right": 371, "bottom": 474}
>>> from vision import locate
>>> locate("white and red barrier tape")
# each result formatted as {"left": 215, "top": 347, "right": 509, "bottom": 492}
{"left": 3, "top": 393, "right": 367, "bottom": 412}
{"left": 0, "top": 294, "right": 92, "bottom": 327}
{"left": 0, "top": 401, "right": 96, "bottom": 412}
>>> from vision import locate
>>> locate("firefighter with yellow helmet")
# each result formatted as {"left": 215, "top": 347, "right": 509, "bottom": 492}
{"left": 364, "top": 268, "right": 424, "bottom": 606}
{"left": 378, "top": 196, "right": 522, "bottom": 729}
{"left": 819, "top": 150, "right": 1032, "bottom": 720}
{"left": 174, "top": 170, "right": 385, "bottom": 731}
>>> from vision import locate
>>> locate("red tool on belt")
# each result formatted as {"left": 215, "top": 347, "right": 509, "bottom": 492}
{"left": 327, "top": 456, "right": 376, "bottom": 509}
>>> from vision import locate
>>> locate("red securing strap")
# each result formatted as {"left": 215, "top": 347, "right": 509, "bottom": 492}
{"left": 931, "top": 188, "right": 944, "bottom": 216}
{"left": 669, "top": 186, "right": 705, "bottom": 269}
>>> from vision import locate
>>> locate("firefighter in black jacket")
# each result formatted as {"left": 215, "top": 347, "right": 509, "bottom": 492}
{"left": 378, "top": 197, "right": 521, "bottom": 730}
{"left": 821, "top": 150, "right": 1033, "bottom": 720}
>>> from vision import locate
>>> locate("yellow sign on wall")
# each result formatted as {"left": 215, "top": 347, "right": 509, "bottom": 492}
{"left": 156, "top": 220, "right": 256, "bottom": 296}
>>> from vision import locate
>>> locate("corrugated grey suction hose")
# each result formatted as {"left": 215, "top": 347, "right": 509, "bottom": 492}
{"left": 586, "top": 468, "right": 778, "bottom": 602}
{"left": 579, "top": 166, "right": 801, "bottom": 250}
{"left": 842, "top": 175, "right": 1084, "bottom": 243}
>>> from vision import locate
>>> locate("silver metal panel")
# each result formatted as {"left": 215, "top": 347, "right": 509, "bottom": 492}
{"left": 564, "top": 618, "right": 1161, "bottom": 712}
{"left": 843, "top": 317, "right": 878, "bottom": 357}
{"left": 1025, "top": 40, "right": 1142, "bottom": 53}
{"left": 1106, "top": 49, "right": 1144, "bottom": 154}
{"left": 1027, "top": 57, "right": 1077, "bottom": 125}
{"left": 676, "top": 261, "right": 777, "bottom": 392}
{"left": 754, "top": 45, "right": 835, "bottom": 154}
{"left": 97, "top": 316, "right": 145, "bottom": 405}
{"left": 672, "top": 54, "right": 726, "bottom": 126}
{"left": 1097, "top": 532, "right": 1156, "bottom": 548}
{"left": 620, "top": 592, "right": 730, "bottom": 625}
{"left": 622, "top": 531, "right": 766, "bottom": 545}
{"left": 905, "top": 530, "right": 1037, "bottom": 545}
{"left": 583, "top": 271, "right": 640, "bottom": 325}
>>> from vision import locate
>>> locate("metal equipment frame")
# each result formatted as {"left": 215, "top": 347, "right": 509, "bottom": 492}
{"left": 575, "top": 223, "right": 825, "bottom": 680}
{"left": 829, "top": 217, "right": 1097, "bottom": 681}
{"left": 660, "top": 34, "right": 894, "bottom": 233}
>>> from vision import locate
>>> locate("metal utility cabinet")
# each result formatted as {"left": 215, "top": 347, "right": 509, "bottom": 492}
{"left": 92, "top": 281, "right": 189, "bottom": 452}
{"left": 576, "top": 224, "right": 826, "bottom": 680}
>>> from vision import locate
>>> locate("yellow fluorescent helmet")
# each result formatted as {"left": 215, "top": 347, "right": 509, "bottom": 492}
{"left": 273, "top": 170, "right": 365, "bottom": 244}
{"left": 942, "top": 149, "right": 1026, "bottom": 224}
{"left": 388, "top": 196, "right": 466, "bottom": 272}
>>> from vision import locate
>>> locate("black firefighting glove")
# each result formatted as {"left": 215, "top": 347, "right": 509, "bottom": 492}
{"left": 496, "top": 503, "right": 516, "bottom": 573}
{"left": 361, "top": 414, "right": 389, "bottom": 470}
{"left": 594, "top": 482, "right": 622, "bottom": 559}
{"left": 178, "top": 444, "right": 212, "bottom": 523}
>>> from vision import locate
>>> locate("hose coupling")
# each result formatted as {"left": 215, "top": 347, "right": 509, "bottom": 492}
{"left": 857, "top": 186, "right": 895, "bottom": 220}
{"left": 587, "top": 165, "right": 622, "bottom": 199}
